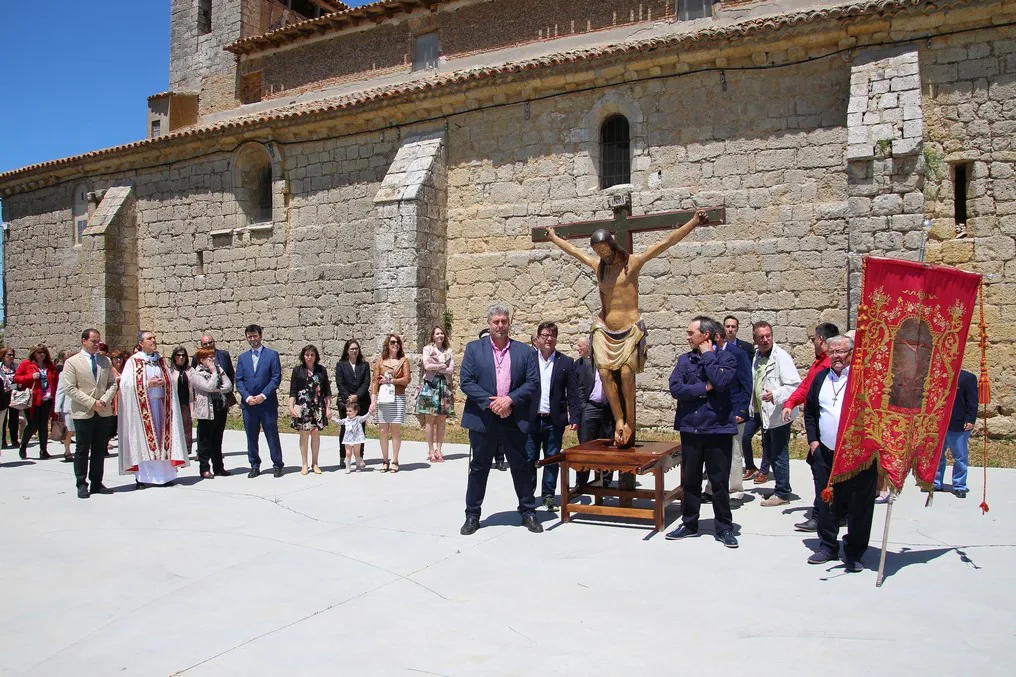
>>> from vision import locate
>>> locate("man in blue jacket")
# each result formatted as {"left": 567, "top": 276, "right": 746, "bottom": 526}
{"left": 234, "top": 324, "right": 285, "bottom": 478}
{"left": 934, "top": 369, "right": 979, "bottom": 497}
{"left": 666, "top": 316, "right": 739, "bottom": 548}
{"left": 459, "top": 304, "right": 542, "bottom": 535}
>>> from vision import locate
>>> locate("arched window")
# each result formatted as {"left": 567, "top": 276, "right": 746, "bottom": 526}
{"left": 888, "top": 318, "right": 933, "bottom": 410}
{"left": 234, "top": 143, "right": 273, "bottom": 225}
{"left": 600, "top": 115, "right": 631, "bottom": 189}
{"left": 71, "top": 183, "right": 90, "bottom": 244}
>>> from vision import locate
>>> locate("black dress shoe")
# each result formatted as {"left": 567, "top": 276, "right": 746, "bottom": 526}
{"left": 77, "top": 486, "right": 90, "bottom": 499}
{"left": 495, "top": 460, "right": 509, "bottom": 472}
{"left": 716, "top": 529, "right": 739, "bottom": 549}
{"left": 273, "top": 467, "right": 285, "bottom": 478}
{"left": 794, "top": 517, "right": 818, "bottom": 532}
{"left": 460, "top": 516, "right": 480, "bottom": 535}
{"left": 39, "top": 450, "right": 52, "bottom": 460}
{"left": 213, "top": 468, "right": 231, "bottom": 477}
{"left": 248, "top": 467, "right": 260, "bottom": 478}
{"left": 521, "top": 514, "right": 544, "bottom": 533}
{"left": 18, "top": 448, "right": 27, "bottom": 459}
{"left": 808, "top": 550, "right": 838, "bottom": 565}
{"left": 954, "top": 489, "right": 968, "bottom": 498}
{"left": 665, "top": 524, "right": 699, "bottom": 540}
{"left": 91, "top": 484, "right": 113, "bottom": 495}
{"left": 701, "top": 493, "right": 713, "bottom": 504}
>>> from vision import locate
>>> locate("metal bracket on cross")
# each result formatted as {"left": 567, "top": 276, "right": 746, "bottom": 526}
{"left": 531, "top": 206, "right": 726, "bottom": 253}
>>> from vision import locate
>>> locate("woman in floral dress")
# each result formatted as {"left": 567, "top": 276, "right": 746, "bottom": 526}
{"left": 417, "top": 326, "right": 454, "bottom": 463}
{"left": 288, "top": 344, "right": 332, "bottom": 475}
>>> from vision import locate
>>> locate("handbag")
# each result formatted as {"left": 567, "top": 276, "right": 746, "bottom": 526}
{"left": 10, "top": 387, "right": 32, "bottom": 411}
{"left": 378, "top": 383, "right": 396, "bottom": 404}
{"left": 50, "top": 418, "right": 66, "bottom": 440}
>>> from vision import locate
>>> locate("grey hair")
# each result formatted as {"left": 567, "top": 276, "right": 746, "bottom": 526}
{"left": 136, "top": 330, "right": 154, "bottom": 345}
{"left": 827, "top": 335, "right": 854, "bottom": 352}
{"left": 487, "top": 303, "right": 511, "bottom": 321}
{"left": 691, "top": 315, "right": 722, "bottom": 342}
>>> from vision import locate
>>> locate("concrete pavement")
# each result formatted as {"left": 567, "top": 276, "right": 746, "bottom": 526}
{"left": 1, "top": 430, "right": 1013, "bottom": 676}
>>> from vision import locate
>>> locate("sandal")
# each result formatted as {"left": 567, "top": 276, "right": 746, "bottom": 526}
{"left": 753, "top": 472, "right": 769, "bottom": 484}
{"left": 381, "top": 460, "right": 390, "bottom": 473}
{"left": 390, "top": 461, "right": 399, "bottom": 474}
{"left": 357, "top": 460, "right": 365, "bottom": 472}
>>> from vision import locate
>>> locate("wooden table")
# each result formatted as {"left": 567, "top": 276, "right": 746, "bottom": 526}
{"left": 537, "top": 439, "right": 682, "bottom": 532}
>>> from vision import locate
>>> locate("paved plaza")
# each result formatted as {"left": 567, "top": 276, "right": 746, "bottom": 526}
{"left": 1, "top": 430, "right": 1013, "bottom": 676}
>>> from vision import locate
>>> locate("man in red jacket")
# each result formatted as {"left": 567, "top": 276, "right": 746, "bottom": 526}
{"left": 781, "top": 322, "right": 839, "bottom": 532}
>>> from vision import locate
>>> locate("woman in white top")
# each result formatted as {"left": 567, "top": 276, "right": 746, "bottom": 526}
{"left": 416, "top": 326, "right": 454, "bottom": 463}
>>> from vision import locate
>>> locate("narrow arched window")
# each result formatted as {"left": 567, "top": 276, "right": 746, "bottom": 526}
{"left": 71, "top": 183, "right": 90, "bottom": 244}
{"left": 888, "top": 318, "right": 933, "bottom": 410}
{"left": 600, "top": 115, "right": 630, "bottom": 189}
{"left": 234, "top": 143, "right": 274, "bottom": 225}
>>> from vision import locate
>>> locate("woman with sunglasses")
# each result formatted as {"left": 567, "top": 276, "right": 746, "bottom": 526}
{"left": 369, "top": 334, "right": 411, "bottom": 473}
{"left": 0, "top": 349, "right": 18, "bottom": 449}
{"left": 13, "top": 344, "right": 60, "bottom": 460}
{"left": 169, "top": 346, "right": 195, "bottom": 459}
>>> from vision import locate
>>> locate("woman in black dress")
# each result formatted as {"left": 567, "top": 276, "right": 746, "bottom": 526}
{"left": 335, "top": 340, "right": 370, "bottom": 469}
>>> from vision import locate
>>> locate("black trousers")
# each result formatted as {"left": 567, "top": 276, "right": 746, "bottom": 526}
{"left": 3, "top": 407, "right": 19, "bottom": 446}
{"left": 196, "top": 409, "right": 228, "bottom": 474}
{"left": 813, "top": 442, "right": 879, "bottom": 562}
{"left": 742, "top": 413, "right": 761, "bottom": 471}
{"left": 680, "top": 432, "right": 733, "bottom": 533}
{"left": 576, "top": 401, "right": 614, "bottom": 486}
{"left": 465, "top": 419, "right": 537, "bottom": 519}
{"left": 20, "top": 400, "right": 53, "bottom": 457}
{"left": 74, "top": 415, "right": 112, "bottom": 488}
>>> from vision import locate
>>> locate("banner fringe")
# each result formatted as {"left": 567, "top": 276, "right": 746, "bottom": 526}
{"left": 978, "top": 279, "right": 990, "bottom": 514}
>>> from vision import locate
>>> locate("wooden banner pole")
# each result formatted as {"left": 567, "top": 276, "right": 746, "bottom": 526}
{"left": 875, "top": 489, "right": 897, "bottom": 588}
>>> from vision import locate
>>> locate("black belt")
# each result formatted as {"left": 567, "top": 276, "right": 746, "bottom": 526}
{"left": 537, "top": 413, "right": 553, "bottom": 419}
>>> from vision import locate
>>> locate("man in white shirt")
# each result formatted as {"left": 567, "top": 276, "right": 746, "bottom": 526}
{"left": 801, "top": 335, "right": 876, "bottom": 572}
{"left": 525, "top": 322, "right": 581, "bottom": 511}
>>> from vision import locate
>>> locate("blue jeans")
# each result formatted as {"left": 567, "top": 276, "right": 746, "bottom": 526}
{"left": 763, "top": 424, "right": 792, "bottom": 499}
{"left": 935, "top": 429, "right": 971, "bottom": 491}
{"left": 526, "top": 417, "right": 564, "bottom": 500}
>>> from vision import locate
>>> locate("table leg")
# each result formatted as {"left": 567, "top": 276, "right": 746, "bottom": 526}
{"left": 560, "top": 461, "right": 570, "bottom": 523}
{"left": 654, "top": 466, "right": 665, "bottom": 532}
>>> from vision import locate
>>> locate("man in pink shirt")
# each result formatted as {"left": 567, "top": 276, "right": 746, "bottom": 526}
{"left": 459, "top": 304, "right": 541, "bottom": 535}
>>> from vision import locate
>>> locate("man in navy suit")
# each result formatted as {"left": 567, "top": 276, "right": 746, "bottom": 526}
{"left": 459, "top": 303, "right": 542, "bottom": 535}
{"left": 234, "top": 324, "right": 285, "bottom": 478}
{"left": 526, "top": 321, "right": 581, "bottom": 511}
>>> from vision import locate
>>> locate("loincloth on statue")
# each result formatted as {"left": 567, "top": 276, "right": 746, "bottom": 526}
{"left": 591, "top": 318, "right": 647, "bottom": 374}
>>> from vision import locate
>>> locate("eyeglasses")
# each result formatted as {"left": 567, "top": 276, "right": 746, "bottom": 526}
{"left": 538, "top": 334, "right": 556, "bottom": 340}
{"left": 828, "top": 349, "right": 852, "bottom": 356}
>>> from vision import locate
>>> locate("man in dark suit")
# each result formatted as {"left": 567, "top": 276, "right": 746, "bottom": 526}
{"left": 573, "top": 336, "right": 615, "bottom": 487}
{"left": 723, "top": 315, "right": 755, "bottom": 361}
{"left": 803, "top": 335, "right": 875, "bottom": 571}
{"left": 234, "top": 324, "right": 285, "bottom": 478}
{"left": 526, "top": 321, "right": 581, "bottom": 511}
{"left": 459, "top": 303, "right": 541, "bottom": 535}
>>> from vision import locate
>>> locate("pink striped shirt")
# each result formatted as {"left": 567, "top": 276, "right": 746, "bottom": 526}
{"left": 491, "top": 338, "right": 512, "bottom": 397}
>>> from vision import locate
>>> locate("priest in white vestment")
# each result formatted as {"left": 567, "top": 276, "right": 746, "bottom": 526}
{"left": 118, "top": 330, "right": 189, "bottom": 486}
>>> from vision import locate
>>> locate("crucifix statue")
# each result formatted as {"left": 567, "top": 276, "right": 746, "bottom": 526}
{"left": 533, "top": 203, "right": 724, "bottom": 448}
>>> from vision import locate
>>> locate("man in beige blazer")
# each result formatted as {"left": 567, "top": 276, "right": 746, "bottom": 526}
{"left": 62, "top": 328, "right": 119, "bottom": 498}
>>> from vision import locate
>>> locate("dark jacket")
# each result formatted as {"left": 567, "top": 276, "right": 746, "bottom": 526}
{"left": 734, "top": 338, "right": 755, "bottom": 362}
{"left": 574, "top": 356, "right": 594, "bottom": 405}
{"left": 460, "top": 338, "right": 538, "bottom": 434}
{"left": 949, "top": 370, "right": 978, "bottom": 432}
{"left": 669, "top": 349, "right": 737, "bottom": 435}
{"left": 721, "top": 342, "right": 751, "bottom": 422}
{"left": 288, "top": 363, "right": 332, "bottom": 399}
{"left": 335, "top": 359, "right": 371, "bottom": 415}
{"left": 803, "top": 367, "right": 833, "bottom": 447}
{"left": 528, "top": 350, "right": 582, "bottom": 427}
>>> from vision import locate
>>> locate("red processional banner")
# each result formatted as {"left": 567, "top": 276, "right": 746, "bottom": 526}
{"left": 832, "top": 257, "right": 981, "bottom": 493}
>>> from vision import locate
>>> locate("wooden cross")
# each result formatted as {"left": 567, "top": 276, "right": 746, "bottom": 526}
{"left": 531, "top": 206, "right": 726, "bottom": 253}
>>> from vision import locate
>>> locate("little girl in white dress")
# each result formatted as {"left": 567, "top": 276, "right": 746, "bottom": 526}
{"left": 335, "top": 395, "right": 368, "bottom": 473}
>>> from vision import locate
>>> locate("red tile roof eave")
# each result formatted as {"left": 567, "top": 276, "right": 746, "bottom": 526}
{"left": 0, "top": 0, "right": 980, "bottom": 191}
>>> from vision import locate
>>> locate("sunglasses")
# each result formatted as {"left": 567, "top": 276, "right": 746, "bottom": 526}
{"left": 389, "top": 340, "right": 400, "bottom": 345}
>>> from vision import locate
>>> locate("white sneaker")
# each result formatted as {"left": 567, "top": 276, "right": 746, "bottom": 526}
{"left": 346, "top": 462, "right": 354, "bottom": 474}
